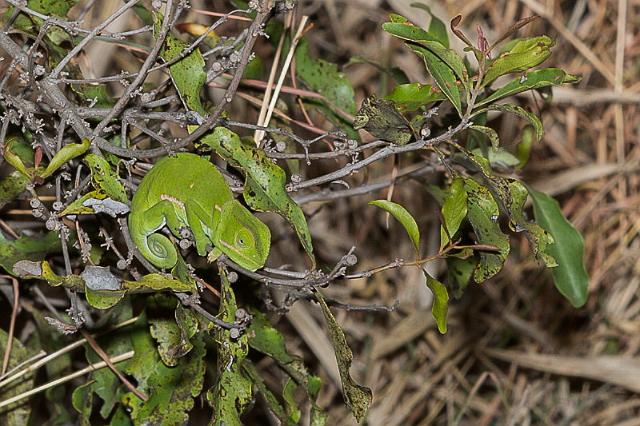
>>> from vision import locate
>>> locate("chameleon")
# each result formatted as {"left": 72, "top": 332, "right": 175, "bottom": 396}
{"left": 128, "top": 153, "right": 270, "bottom": 271}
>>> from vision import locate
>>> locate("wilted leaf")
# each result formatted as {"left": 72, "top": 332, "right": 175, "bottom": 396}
{"left": 440, "top": 177, "right": 467, "bottom": 248}
{"left": 353, "top": 96, "right": 414, "bottom": 144}
{"left": 295, "top": 39, "right": 357, "bottom": 115}
{"left": 208, "top": 267, "right": 252, "bottom": 426}
{"left": 201, "top": 127, "right": 315, "bottom": 267}
{"left": 476, "top": 68, "right": 580, "bottom": 107}
{"left": 527, "top": 186, "right": 589, "bottom": 307}
{"left": 58, "top": 190, "right": 129, "bottom": 217}
{"left": 385, "top": 83, "right": 446, "bottom": 111}
{"left": 122, "top": 311, "right": 206, "bottom": 425}
{"left": 369, "top": 200, "right": 421, "bottom": 253}
{"left": 424, "top": 271, "right": 449, "bottom": 333}
{"left": 315, "top": 291, "right": 372, "bottom": 422}
{"left": 482, "top": 36, "right": 554, "bottom": 86}
{"left": 154, "top": 12, "right": 207, "bottom": 117}
{"left": 470, "top": 125, "right": 500, "bottom": 149}
{"left": 0, "top": 231, "right": 61, "bottom": 275}
{"left": 464, "top": 178, "right": 510, "bottom": 282}
{"left": 408, "top": 44, "right": 463, "bottom": 116}
{"left": 0, "top": 329, "right": 34, "bottom": 425}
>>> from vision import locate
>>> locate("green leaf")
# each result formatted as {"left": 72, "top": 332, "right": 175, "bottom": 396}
{"left": 470, "top": 125, "right": 500, "bottom": 149}
{"left": 315, "top": 291, "right": 372, "bottom": 423}
{"left": 476, "top": 68, "right": 580, "bottom": 107}
{"left": 383, "top": 19, "right": 467, "bottom": 87}
{"left": 295, "top": 39, "right": 357, "bottom": 115}
{"left": 208, "top": 267, "right": 252, "bottom": 426}
{"left": 527, "top": 187, "right": 589, "bottom": 307}
{"left": 201, "top": 127, "right": 315, "bottom": 267}
{"left": 154, "top": 12, "right": 207, "bottom": 117}
{"left": 72, "top": 84, "right": 114, "bottom": 108}
{"left": 447, "top": 256, "right": 476, "bottom": 299}
{"left": 369, "top": 200, "right": 421, "bottom": 253}
{"left": 353, "top": 96, "right": 414, "bottom": 144}
{"left": 40, "top": 139, "right": 91, "bottom": 179}
{"left": 283, "top": 378, "right": 302, "bottom": 424}
{"left": 0, "top": 231, "right": 61, "bottom": 276}
{"left": 242, "top": 361, "right": 287, "bottom": 422}
{"left": 410, "top": 3, "right": 449, "bottom": 47}
{"left": 247, "top": 311, "right": 326, "bottom": 422}
{"left": 0, "top": 329, "right": 34, "bottom": 425}
{"left": 384, "top": 83, "right": 446, "bottom": 111}
{"left": 482, "top": 36, "right": 554, "bottom": 86}
{"left": 383, "top": 21, "right": 439, "bottom": 44}
{"left": 149, "top": 303, "right": 198, "bottom": 367}
{"left": 424, "top": 271, "right": 449, "bottom": 333}
{"left": 0, "top": 172, "right": 29, "bottom": 211}
{"left": 464, "top": 178, "right": 510, "bottom": 282}
{"left": 27, "top": 0, "right": 78, "bottom": 16}
{"left": 516, "top": 126, "right": 535, "bottom": 169}
{"left": 72, "top": 381, "right": 95, "bottom": 425}
{"left": 78, "top": 302, "right": 133, "bottom": 420}
{"left": 440, "top": 177, "right": 467, "bottom": 248}
{"left": 84, "top": 154, "right": 128, "bottom": 203}
{"left": 408, "top": 44, "right": 463, "bottom": 116}
{"left": 122, "top": 311, "right": 206, "bottom": 425}
{"left": 488, "top": 104, "right": 543, "bottom": 141}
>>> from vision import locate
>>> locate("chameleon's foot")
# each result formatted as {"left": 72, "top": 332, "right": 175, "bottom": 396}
{"left": 207, "top": 247, "right": 222, "bottom": 263}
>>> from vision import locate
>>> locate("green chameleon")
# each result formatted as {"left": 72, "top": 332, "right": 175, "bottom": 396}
{"left": 128, "top": 153, "right": 271, "bottom": 271}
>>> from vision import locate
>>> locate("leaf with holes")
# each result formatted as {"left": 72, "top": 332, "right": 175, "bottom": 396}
{"left": 201, "top": 127, "right": 315, "bottom": 267}
{"left": 464, "top": 178, "right": 510, "bottom": 283}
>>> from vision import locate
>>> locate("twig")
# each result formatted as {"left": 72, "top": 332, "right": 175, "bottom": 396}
{"left": 0, "top": 351, "right": 134, "bottom": 410}
{"left": 80, "top": 330, "right": 148, "bottom": 401}
{"left": 1, "top": 276, "right": 20, "bottom": 375}
{"left": 0, "top": 317, "right": 138, "bottom": 390}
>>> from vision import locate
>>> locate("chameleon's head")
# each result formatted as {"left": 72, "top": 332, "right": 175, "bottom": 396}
{"left": 213, "top": 200, "right": 270, "bottom": 271}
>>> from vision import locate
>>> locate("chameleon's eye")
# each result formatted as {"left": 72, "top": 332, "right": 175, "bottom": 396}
{"left": 235, "top": 229, "right": 254, "bottom": 249}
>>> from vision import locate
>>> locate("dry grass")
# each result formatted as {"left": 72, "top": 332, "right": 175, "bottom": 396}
{"left": 283, "top": 1, "right": 640, "bottom": 424}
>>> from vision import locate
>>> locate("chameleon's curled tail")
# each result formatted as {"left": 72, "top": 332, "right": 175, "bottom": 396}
{"left": 135, "top": 232, "right": 178, "bottom": 269}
